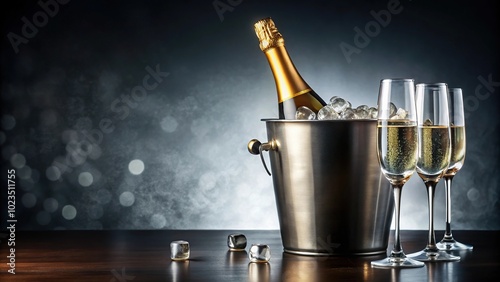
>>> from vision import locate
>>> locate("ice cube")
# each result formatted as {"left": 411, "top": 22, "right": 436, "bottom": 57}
{"left": 356, "top": 105, "right": 369, "bottom": 112}
{"left": 228, "top": 234, "right": 247, "bottom": 251}
{"left": 249, "top": 244, "right": 271, "bottom": 263}
{"left": 396, "top": 108, "right": 407, "bottom": 119}
{"left": 368, "top": 107, "right": 378, "bottom": 119}
{"left": 341, "top": 108, "right": 357, "bottom": 120}
{"left": 329, "top": 97, "right": 348, "bottom": 113}
{"left": 317, "top": 105, "right": 340, "bottom": 120}
{"left": 170, "top": 240, "right": 190, "bottom": 261}
{"left": 424, "top": 118, "right": 433, "bottom": 126}
{"left": 389, "top": 102, "right": 397, "bottom": 117}
{"left": 354, "top": 108, "right": 369, "bottom": 119}
{"left": 295, "top": 106, "right": 316, "bottom": 120}
{"left": 328, "top": 96, "right": 339, "bottom": 104}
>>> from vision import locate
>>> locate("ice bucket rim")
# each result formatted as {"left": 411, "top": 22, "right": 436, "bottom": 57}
{"left": 260, "top": 118, "right": 377, "bottom": 123}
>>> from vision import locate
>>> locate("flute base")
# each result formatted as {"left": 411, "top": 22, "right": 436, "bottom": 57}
{"left": 437, "top": 239, "right": 473, "bottom": 251}
{"left": 371, "top": 256, "right": 425, "bottom": 268}
{"left": 408, "top": 249, "right": 460, "bottom": 262}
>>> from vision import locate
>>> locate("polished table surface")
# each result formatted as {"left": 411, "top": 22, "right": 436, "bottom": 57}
{"left": 0, "top": 230, "right": 498, "bottom": 281}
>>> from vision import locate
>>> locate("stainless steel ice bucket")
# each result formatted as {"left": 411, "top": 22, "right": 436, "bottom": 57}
{"left": 248, "top": 119, "right": 393, "bottom": 256}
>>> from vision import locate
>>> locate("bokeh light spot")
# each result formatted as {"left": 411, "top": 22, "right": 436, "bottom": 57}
{"left": 128, "top": 159, "right": 145, "bottom": 175}
{"left": 78, "top": 172, "right": 94, "bottom": 187}
{"left": 119, "top": 191, "right": 135, "bottom": 207}
{"left": 46, "top": 166, "right": 61, "bottom": 181}
{"left": 22, "top": 193, "right": 37, "bottom": 208}
{"left": 18, "top": 166, "right": 32, "bottom": 179}
{"left": 10, "top": 153, "right": 26, "bottom": 168}
{"left": 62, "top": 205, "right": 77, "bottom": 220}
{"left": 467, "top": 188, "right": 480, "bottom": 201}
{"left": 96, "top": 189, "right": 112, "bottom": 204}
{"left": 43, "top": 198, "right": 59, "bottom": 213}
{"left": 151, "top": 214, "right": 167, "bottom": 229}
{"left": 1, "top": 115, "right": 16, "bottom": 130}
{"left": 160, "top": 115, "right": 179, "bottom": 133}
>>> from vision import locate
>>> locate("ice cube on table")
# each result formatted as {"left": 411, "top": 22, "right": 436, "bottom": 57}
{"left": 170, "top": 240, "right": 190, "bottom": 261}
{"left": 329, "top": 97, "right": 349, "bottom": 113}
{"left": 295, "top": 106, "right": 316, "bottom": 120}
{"left": 227, "top": 234, "right": 247, "bottom": 251}
{"left": 249, "top": 244, "right": 271, "bottom": 263}
{"left": 318, "top": 105, "right": 340, "bottom": 120}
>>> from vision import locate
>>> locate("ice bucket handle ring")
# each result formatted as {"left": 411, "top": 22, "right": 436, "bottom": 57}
{"left": 247, "top": 139, "right": 276, "bottom": 176}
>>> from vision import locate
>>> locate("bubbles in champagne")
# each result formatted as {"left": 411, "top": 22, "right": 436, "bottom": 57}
{"left": 416, "top": 126, "right": 451, "bottom": 180}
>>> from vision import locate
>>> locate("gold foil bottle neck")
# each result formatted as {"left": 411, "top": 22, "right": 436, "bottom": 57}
{"left": 254, "top": 17, "right": 285, "bottom": 52}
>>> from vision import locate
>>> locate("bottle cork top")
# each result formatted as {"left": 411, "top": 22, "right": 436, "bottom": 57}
{"left": 254, "top": 17, "right": 285, "bottom": 52}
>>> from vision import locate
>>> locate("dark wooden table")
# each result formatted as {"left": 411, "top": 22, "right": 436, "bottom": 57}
{"left": 0, "top": 230, "right": 498, "bottom": 281}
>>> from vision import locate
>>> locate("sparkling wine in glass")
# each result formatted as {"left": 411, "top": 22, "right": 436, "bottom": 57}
{"left": 436, "top": 88, "right": 473, "bottom": 251}
{"left": 371, "top": 78, "right": 424, "bottom": 268}
{"left": 408, "top": 83, "right": 460, "bottom": 262}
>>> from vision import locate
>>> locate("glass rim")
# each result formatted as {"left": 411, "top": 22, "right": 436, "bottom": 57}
{"left": 448, "top": 87, "right": 462, "bottom": 91}
{"left": 380, "top": 78, "right": 414, "bottom": 83}
{"left": 416, "top": 82, "right": 448, "bottom": 88}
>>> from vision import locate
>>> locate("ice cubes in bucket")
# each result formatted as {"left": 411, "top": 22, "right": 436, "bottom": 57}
{"left": 295, "top": 106, "right": 317, "bottom": 120}
{"left": 294, "top": 96, "right": 411, "bottom": 121}
{"left": 330, "top": 97, "right": 349, "bottom": 113}
{"left": 299, "top": 95, "right": 378, "bottom": 120}
{"left": 317, "top": 105, "right": 340, "bottom": 120}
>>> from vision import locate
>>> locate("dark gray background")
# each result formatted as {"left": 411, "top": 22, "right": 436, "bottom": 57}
{"left": 1, "top": 0, "right": 499, "bottom": 230}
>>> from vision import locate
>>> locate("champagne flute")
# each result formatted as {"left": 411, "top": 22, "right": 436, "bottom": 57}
{"left": 408, "top": 83, "right": 460, "bottom": 262}
{"left": 436, "top": 88, "right": 473, "bottom": 251}
{"left": 371, "top": 78, "right": 424, "bottom": 268}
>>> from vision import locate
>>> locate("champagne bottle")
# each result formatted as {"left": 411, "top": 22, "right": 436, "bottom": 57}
{"left": 254, "top": 17, "right": 326, "bottom": 119}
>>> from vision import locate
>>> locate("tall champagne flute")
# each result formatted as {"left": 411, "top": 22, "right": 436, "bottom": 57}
{"left": 436, "top": 88, "right": 473, "bottom": 251}
{"left": 371, "top": 79, "right": 424, "bottom": 268}
{"left": 408, "top": 83, "right": 460, "bottom": 262}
